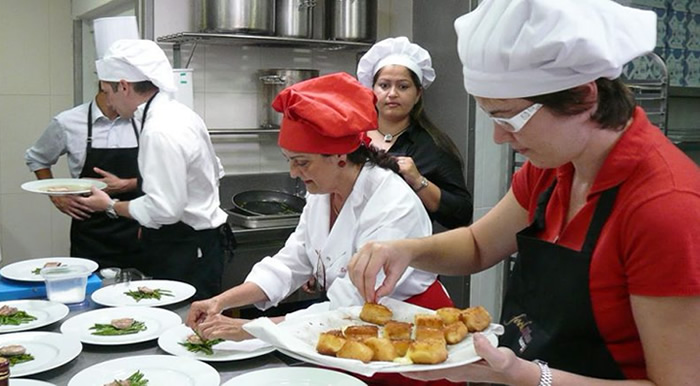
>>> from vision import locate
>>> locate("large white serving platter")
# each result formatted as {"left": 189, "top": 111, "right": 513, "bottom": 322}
{"left": 91, "top": 279, "right": 195, "bottom": 307}
{"left": 60, "top": 306, "right": 181, "bottom": 345}
{"left": 10, "top": 380, "right": 56, "bottom": 386}
{"left": 0, "top": 300, "right": 69, "bottom": 334}
{"left": 67, "top": 355, "right": 220, "bottom": 386}
{"left": 0, "top": 331, "right": 82, "bottom": 378}
{"left": 158, "top": 323, "right": 274, "bottom": 362}
{"left": 0, "top": 257, "right": 99, "bottom": 283}
{"left": 222, "top": 367, "right": 367, "bottom": 386}
{"left": 21, "top": 178, "right": 106, "bottom": 196}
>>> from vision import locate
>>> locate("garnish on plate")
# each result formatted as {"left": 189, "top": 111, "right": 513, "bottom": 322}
{"left": 124, "top": 286, "right": 173, "bottom": 302}
{"left": 104, "top": 370, "right": 148, "bottom": 386}
{"left": 178, "top": 328, "right": 224, "bottom": 355}
{"left": 0, "top": 305, "right": 37, "bottom": 326}
{"left": 0, "top": 344, "right": 34, "bottom": 366}
{"left": 31, "top": 261, "right": 62, "bottom": 275}
{"left": 90, "top": 318, "right": 147, "bottom": 336}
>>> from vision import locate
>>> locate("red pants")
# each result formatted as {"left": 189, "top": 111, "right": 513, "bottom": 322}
{"left": 354, "top": 280, "right": 464, "bottom": 386}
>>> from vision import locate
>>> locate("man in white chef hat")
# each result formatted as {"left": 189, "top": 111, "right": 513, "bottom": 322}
{"left": 80, "top": 39, "right": 234, "bottom": 300}
{"left": 348, "top": 0, "right": 700, "bottom": 384}
{"left": 25, "top": 16, "right": 147, "bottom": 272}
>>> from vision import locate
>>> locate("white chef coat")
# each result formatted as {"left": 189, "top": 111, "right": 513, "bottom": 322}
{"left": 246, "top": 165, "right": 438, "bottom": 310}
{"left": 127, "top": 93, "right": 228, "bottom": 230}
{"left": 25, "top": 100, "right": 136, "bottom": 178}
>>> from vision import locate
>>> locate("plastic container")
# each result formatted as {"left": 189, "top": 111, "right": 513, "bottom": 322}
{"left": 40, "top": 265, "right": 89, "bottom": 304}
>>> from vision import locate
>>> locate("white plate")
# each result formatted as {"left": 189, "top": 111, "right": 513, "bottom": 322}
{"left": 91, "top": 280, "right": 195, "bottom": 307}
{"left": 158, "top": 323, "right": 275, "bottom": 362}
{"left": 20, "top": 178, "right": 107, "bottom": 196}
{"left": 10, "top": 380, "right": 56, "bottom": 386}
{"left": 0, "top": 257, "right": 99, "bottom": 282}
{"left": 0, "top": 331, "right": 82, "bottom": 378}
{"left": 60, "top": 306, "right": 181, "bottom": 345}
{"left": 67, "top": 355, "right": 220, "bottom": 386}
{"left": 222, "top": 367, "right": 367, "bottom": 386}
{"left": 0, "top": 300, "right": 69, "bottom": 334}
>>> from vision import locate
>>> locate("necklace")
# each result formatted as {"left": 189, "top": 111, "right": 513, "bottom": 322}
{"left": 377, "top": 127, "right": 408, "bottom": 142}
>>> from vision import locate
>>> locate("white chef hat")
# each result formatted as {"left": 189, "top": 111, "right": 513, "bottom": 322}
{"left": 93, "top": 16, "right": 139, "bottom": 59}
{"left": 454, "top": 0, "right": 657, "bottom": 99}
{"left": 357, "top": 36, "right": 436, "bottom": 89}
{"left": 95, "top": 39, "right": 176, "bottom": 93}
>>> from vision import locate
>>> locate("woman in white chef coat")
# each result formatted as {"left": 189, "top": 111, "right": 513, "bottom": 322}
{"left": 187, "top": 72, "right": 453, "bottom": 337}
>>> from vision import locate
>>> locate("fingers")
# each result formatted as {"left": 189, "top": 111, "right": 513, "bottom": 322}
{"left": 348, "top": 243, "right": 377, "bottom": 302}
{"left": 92, "top": 167, "right": 113, "bottom": 177}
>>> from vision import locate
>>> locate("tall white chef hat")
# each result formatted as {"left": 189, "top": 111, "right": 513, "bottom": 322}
{"left": 454, "top": 0, "right": 657, "bottom": 99}
{"left": 93, "top": 16, "right": 139, "bottom": 59}
{"left": 95, "top": 39, "right": 176, "bottom": 93}
{"left": 357, "top": 36, "right": 436, "bottom": 89}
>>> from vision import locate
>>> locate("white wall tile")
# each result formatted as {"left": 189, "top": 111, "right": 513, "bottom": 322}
{"left": 205, "top": 45, "right": 261, "bottom": 92}
{"left": 212, "top": 137, "right": 263, "bottom": 174}
{"left": 204, "top": 92, "right": 259, "bottom": 129}
{"left": 259, "top": 137, "right": 289, "bottom": 173}
{"left": 49, "top": 0, "right": 73, "bottom": 95}
{"left": 0, "top": 193, "right": 53, "bottom": 264}
{"left": 50, "top": 206, "right": 71, "bottom": 256}
{"left": 260, "top": 47, "right": 314, "bottom": 69}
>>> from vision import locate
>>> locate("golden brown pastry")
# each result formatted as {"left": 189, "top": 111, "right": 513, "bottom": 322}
{"left": 336, "top": 339, "right": 374, "bottom": 363}
{"left": 415, "top": 327, "right": 446, "bottom": 344}
{"left": 443, "top": 321, "right": 468, "bottom": 344}
{"left": 460, "top": 306, "right": 492, "bottom": 332}
{"left": 383, "top": 320, "right": 413, "bottom": 340}
{"left": 316, "top": 329, "right": 347, "bottom": 356}
{"left": 414, "top": 313, "right": 444, "bottom": 329}
{"left": 359, "top": 303, "right": 393, "bottom": 325}
{"left": 436, "top": 307, "right": 462, "bottom": 325}
{"left": 407, "top": 339, "right": 448, "bottom": 364}
{"left": 363, "top": 337, "right": 398, "bottom": 361}
{"left": 344, "top": 325, "right": 379, "bottom": 341}
{"left": 391, "top": 338, "right": 412, "bottom": 357}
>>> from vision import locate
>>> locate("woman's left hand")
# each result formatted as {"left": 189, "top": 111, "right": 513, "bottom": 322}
{"left": 395, "top": 156, "right": 423, "bottom": 189}
{"left": 196, "top": 314, "right": 254, "bottom": 342}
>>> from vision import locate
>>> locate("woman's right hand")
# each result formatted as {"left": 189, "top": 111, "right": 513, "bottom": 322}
{"left": 185, "top": 297, "right": 221, "bottom": 329}
{"left": 348, "top": 240, "right": 414, "bottom": 303}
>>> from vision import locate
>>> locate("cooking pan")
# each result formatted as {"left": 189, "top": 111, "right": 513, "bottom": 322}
{"left": 232, "top": 190, "right": 306, "bottom": 216}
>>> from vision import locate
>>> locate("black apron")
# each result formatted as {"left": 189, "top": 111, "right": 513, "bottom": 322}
{"left": 499, "top": 180, "right": 626, "bottom": 380}
{"left": 70, "top": 102, "right": 144, "bottom": 271}
{"left": 135, "top": 93, "right": 234, "bottom": 300}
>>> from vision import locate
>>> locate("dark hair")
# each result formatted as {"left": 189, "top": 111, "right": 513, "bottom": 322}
{"left": 104, "top": 80, "right": 158, "bottom": 94}
{"left": 373, "top": 69, "right": 464, "bottom": 167}
{"left": 525, "top": 78, "right": 636, "bottom": 130}
{"left": 324, "top": 143, "right": 399, "bottom": 173}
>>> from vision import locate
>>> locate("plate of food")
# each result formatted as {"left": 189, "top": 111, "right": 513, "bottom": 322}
{"left": 0, "top": 257, "right": 99, "bottom": 283}
{"left": 158, "top": 323, "right": 275, "bottom": 362}
{"left": 221, "top": 367, "right": 367, "bottom": 386}
{"left": 91, "top": 279, "right": 196, "bottom": 307}
{"left": 10, "top": 380, "right": 56, "bottom": 386}
{"left": 0, "top": 331, "right": 82, "bottom": 377}
{"left": 60, "top": 306, "right": 181, "bottom": 345}
{"left": 67, "top": 355, "right": 220, "bottom": 386}
{"left": 244, "top": 297, "right": 503, "bottom": 377}
{"left": 0, "top": 300, "right": 69, "bottom": 334}
{"left": 20, "top": 178, "right": 106, "bottom": 196}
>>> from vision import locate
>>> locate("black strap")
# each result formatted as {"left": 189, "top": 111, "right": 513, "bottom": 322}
{"left": 533, "top": 180, "right": 557, "bottom": 231}
{"left": 131, "top": 91, "right": 158, "bottom": 134}
{"left": 581, "top": 186, "right": 620, "bottom": 255}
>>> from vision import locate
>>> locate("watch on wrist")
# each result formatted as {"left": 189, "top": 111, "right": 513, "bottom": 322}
{"left": 105, "top": 199, "right": 119, "bottom": 219}
{"left": 534, "top": 359, "right": 553, "bottom": 386}
{"left": 414, "top": 176, "right": 429, "bottom": 192}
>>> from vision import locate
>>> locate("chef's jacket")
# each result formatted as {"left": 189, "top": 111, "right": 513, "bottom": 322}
{"left": 128, "top": 93, "right": 227, "bottom": 230}
{"left": 25, "top": 99, "right": 135, "bottom": 177}
{"left": 246, "top": 165, "right": 438, "bottom": 309}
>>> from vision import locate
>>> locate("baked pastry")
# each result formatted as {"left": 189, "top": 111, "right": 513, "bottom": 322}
{"left": 407, "top": 339, "right": 448, "bottom": 364}
{"left": 444, "top": 321, "right": 468, "bottom": 344}
{"left": 391, "top": 338, "right": 412, "bottom": 357}
{"left": 336, "top": 339, "right": 374, "bottom": 363}
{"left": 344, "top": 325, "right": 379, "bottom": 341}
{"left": 383, "top": 320, "right": 412, "bottom": 340}
{"left": 414, "top": 313, "right": 444, "bottom": 329}
{"left": 316, "top": 329, "right": 347, "bottom": 356}
{"left": 415, "top": 327, "right": 446, "bottom": 344}
{"left": 460, "top": 306, "right": 492, "bottom": 332}
{"left": 436, "top": 307, "right": 462, "bottom": 325}
{"left": 359, "top": 303, "right": 393, "bottom": 325}
{"left": 364, "top": 337, "right": 398, "bottom": 361}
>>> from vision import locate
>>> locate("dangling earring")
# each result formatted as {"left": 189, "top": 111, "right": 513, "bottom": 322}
{"left": 338, "top": 160, "right": 346, "bottom": 168}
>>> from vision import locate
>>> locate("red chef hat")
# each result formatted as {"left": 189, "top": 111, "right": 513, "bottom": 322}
{"left": 272, "top": 72, "right": 378, "bottom": 154}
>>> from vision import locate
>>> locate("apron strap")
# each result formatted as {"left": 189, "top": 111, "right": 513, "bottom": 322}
{"left": 580, "top": 186, "right": 620, "bottom": 255}
{"left": 86, "top": 102, "right": 94, "bottom": 150}
{"left": 533, "top": 179, "right": 557, "bottom": 231}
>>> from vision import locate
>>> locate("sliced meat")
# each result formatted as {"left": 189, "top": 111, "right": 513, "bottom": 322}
{"left": 137, "top": 286, "right": 154, "bottom": 294}
{"left": 110, "top": 318, "right": 135, "bottom": 330}
{"left": 0, "top": 305, "right": 18, "bottom": 316}
{"left": 186, "top": 334, "right": 203, "bottom": 344}
{"left": 104, "top": 381, "right": 131, "bottom": 386}
{"left": 43, "top": 262, "right": 62, "bottom": 268}
{"left": 0, "top": 344, "right": 26, "bottom": 356}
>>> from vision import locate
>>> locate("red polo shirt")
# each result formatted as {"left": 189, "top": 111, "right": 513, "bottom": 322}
{"left": 511, "top": 107, "right": 700, "bottom": 379}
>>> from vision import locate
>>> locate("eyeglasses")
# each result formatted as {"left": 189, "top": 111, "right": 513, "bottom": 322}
{"left": 481, "top": 103, "right": 543, "bottom": 133}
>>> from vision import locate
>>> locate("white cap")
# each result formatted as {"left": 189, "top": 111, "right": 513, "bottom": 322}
{"left": 454, "top": 0, "right": 657, "bottom": 99}
{"left": 357, "top": 36, "right": 436, "bottom": 89}
{"left": 95, "top": 39, "right": 176, "bottom": 93}
{"left": 93, "top": 16, "right": 139, "bottom": 59}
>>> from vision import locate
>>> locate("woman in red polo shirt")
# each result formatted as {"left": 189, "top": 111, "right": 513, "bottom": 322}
{"left": 348, "top": 0, "right": 700, "bottom": 385}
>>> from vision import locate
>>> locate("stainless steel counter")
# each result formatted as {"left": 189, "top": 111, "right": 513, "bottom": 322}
{"left": 25, "top": 299, "right": 300, "bottom": 385}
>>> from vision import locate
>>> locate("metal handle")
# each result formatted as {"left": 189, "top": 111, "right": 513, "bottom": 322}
{"left": 299, "top": 0, "right": 316, "bottom": 10}
{"left": 259, "top": 75, "right": 287, "bottom": 84}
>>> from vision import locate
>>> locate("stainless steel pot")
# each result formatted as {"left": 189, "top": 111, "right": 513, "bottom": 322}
{"left": 200, "top": 0, "right": 275, "bottom": 35}
{"left": 328, "top": 0, "right": 376, "bottom": 42}
{"left": 258, "top": 68, "right": 319, "bottom": 128}
{"left": 276, "top": 0, "right": 315, "bottom": 38}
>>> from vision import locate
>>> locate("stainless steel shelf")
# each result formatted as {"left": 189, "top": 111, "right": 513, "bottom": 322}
{"left": 158, "top": 32, "right": 373, "bottom": 51}
{"left": 209, "top": 128, "right": 279, "bottom": 136}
